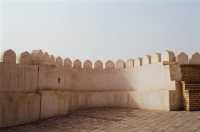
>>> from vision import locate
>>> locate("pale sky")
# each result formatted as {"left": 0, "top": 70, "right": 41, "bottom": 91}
{"left": 1, "top": 0, "right": 200, "bottom": 61}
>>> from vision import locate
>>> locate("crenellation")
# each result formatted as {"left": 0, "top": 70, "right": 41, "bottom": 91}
{"left": 73, "top": 59, "right": 82, "bottom": 69}
{"left": 151, "top": 53, "right": 161, "bottom": 63}
{"left": 31, "top": 50, "right": 45, "bottom": 65}
{"left": 116, "top": 59, "right": 126, "bottom": 71}
{"left": 126, "top": 59, "right": 134, "bottom": 70}
{"left": 134, "top": 57, "right": 142, "bottom": 67}
{"left": 0, "top": 49, "right": 200, "bottom": 128}
{"left": 176, "top": 52, "right": 188, "bottom": 64}
{"left": 56, "top": 56, "right": 63, "bottom": 67}
{"left": 83, "top": 60, "right": 93, "bottom": 71}
{"left": 64, "top": 58, "right": 72, "bottom": 68}
{"left": 189, "top": 52, "right": 200, "bottom": 64}
{"left": 50, "top": 55, "right": 56, "bottom": 65}
{"left": 162, "top": 50, "right": 176, "bottom": 64}
{"left": 105, "top": 60, "right": 115, "bottom": 72}
{"left": 94, "top": 60, "right": 103, "bottom": 71}
{"left": 142, "top": 55, "right": 151, "bottom": 65}
{"left": 3, "top": 49, "right": 16, "bottom": 64}
{"left": 19, "top": 51, "right": 32, "bottom": 65}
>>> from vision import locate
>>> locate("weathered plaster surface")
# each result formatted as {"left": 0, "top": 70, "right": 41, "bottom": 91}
{"left": 0, "top": 49, "right": 199, "bottom": 127}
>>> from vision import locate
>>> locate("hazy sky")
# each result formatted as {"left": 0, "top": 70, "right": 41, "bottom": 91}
{"left": 1, "top": 0, "right": 200, "bottom": 61}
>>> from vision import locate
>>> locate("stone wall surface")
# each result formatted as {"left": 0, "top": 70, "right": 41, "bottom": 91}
{"left": 0, "top": 49, "right": 200, "bottom": 128}
{"left": 40, "top": 91, "right": 70, "bottom": 119}
{"left": 0, "top": 93, "right": 40, "bottom": 127}
{"left": 0, "top": 64, "right": 38, "bottom": 92}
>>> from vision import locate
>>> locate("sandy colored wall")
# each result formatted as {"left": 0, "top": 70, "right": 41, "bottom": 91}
{"left": 1, "top": 49, "right": 199, "bottom": 127}
{"left": 38, "top": 63, "right": 174, "bottom": 110}
{"left": 0, "top": 93, "right": 40, "bottom": 127}
{"left": 0, "top": 63, "right": 38, "bottom": 92}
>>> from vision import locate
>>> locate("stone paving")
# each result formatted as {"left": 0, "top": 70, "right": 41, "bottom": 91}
{"left": 1, "top": 108, "right": 200, "bottom": 132}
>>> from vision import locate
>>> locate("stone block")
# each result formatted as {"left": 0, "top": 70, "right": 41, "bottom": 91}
{"left": 0, "top": 64, "right": 38, "bottom": 92}
{"left": 40, "top": 91, "right": 70, "bottom": 119}
{"left": 0, "top": 93, "right": 40, "bottom": 128}
{"left": 38, "top": 65, "right": 65, "bottom": 90}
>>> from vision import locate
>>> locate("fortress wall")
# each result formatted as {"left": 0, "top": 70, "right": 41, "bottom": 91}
{"left": 0, "top": 49, "right": 196, "bottom": 127}
{"left": 0, "top": 50, "right": 38, "bottom": 92}
{"left": 189, "top": 52, "right": 200, "bottom": 64}
{"left": 0, "top": 93, "right": 40, "bottom": 127}
{"left": 0, "top": 50, "right": 40, "bottom": 128}
{"left": 125, "top": 51, "right": 178, "bottom": 110}
{"left": 170, "top": 52, "right": 200, "bottom": 110}
{"left": 39, "top": 91, "right": 71, "bottom": 119}
{"left": 37, "top": 50, "right": 179, "bottom": 112}
{"left": 0, "top": 64, "right": 38, "bottom": 92}
{"left": 175, "top": 52, "right": 200, "bottom": 111}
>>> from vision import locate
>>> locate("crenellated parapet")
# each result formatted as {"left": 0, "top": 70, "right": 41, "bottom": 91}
{"left": 162, "top": 50, "right": 176, "bottom": 63}
{"left": 1, "top": 49, "right": 200, "bottom": 93}
{"left": 56, "top": 56, "right": 63, "bottom": 67}
{"left": 94, "top": 60, "right": 103, "bottom": 71}
{"left": 83, "top": 60, "right": 93, "bottom": 71}
{"left": 0, "top": 48, "right": 200, "bottom": 128}
{"left": 73, "top": 59, "right": 82, "bottom": 69}
{"left": 116, "top": 59, "right": 126, "bottom": 71}
{"left": 2, "top": 49, "right": 16, "bottom": 64}
{"left": 142, "top": 55, "right": 151, "bottom": 65}
{"left": 64, "top": 58, "right": 72, "bottom": 68}
{"left": 20, "top": 51, "right": 32, "bottom": 65}
{"left": 1, "top": 49, "right": 200, "bottom": 71}
{"left": 189, "top": 52, "right": 200, "bottom": 64}
{"left": 176, "top": 52, "right": 188, "bottom": 64}
{"left": 176, "top": 52, "right": 200, "bottom": 65}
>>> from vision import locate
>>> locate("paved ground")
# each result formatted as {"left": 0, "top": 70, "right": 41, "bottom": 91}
{"left": 1, "top": 108, "right": 200, "bottom": 132}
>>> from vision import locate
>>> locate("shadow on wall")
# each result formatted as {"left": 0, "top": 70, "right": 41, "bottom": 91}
{"left": 0, "top": 49, "right": 199, "bottom": 128}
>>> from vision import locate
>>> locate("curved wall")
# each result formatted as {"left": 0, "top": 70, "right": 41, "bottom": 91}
{"left": 1, "top": 49, "right": 199, "bottom": 127}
